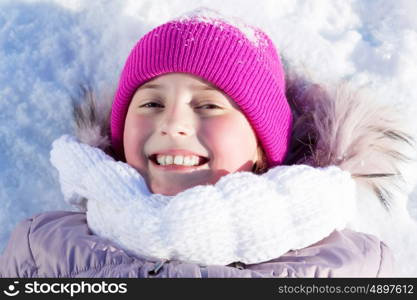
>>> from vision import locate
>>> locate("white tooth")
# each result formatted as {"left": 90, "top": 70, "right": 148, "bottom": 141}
{"left": 156, "top": 154, "right": 202, "bottom": 166}
{"left": 174, "top": 155, "right": 184, "bottom": 165}
{"left": 183, "top": 156, "right": 193, "bottom": 166}
{"left": 165, "top": 155, "right": 173, "bottom": 165}
{"left": 156, "top": 155, "right": 165, "bottom": 165}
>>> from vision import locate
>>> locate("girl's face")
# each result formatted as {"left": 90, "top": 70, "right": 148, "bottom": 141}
{"left": 124, "top": 73, "right": 259, "bottom": 196}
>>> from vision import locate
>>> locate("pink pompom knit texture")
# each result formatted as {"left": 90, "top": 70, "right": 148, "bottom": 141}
{"left": 111, "top": 14, "right": 292, "bottom": 166}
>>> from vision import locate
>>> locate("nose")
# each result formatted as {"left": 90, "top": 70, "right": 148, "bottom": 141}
{"left": 159, "top": 105, "right": 194, "bottom": 137}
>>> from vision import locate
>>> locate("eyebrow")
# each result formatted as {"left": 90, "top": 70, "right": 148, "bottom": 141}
{"left": 139, "top": 83, "right": 218, "bottom": 91}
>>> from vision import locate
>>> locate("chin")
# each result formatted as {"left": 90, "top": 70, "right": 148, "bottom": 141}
{"left": 150, "top": 183, "right": 189, "bottom": 196}
{"left": 155, "top": 177, "right": 219, "bottom": 195}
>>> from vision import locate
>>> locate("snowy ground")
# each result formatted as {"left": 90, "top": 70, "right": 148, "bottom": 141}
{"left": 1, "top": 0, "right": 417, "bottom": 276}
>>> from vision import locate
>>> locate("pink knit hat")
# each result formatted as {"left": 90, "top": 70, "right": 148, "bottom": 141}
{"left": 111, "top": 9, "right": 292, "bottom": 167}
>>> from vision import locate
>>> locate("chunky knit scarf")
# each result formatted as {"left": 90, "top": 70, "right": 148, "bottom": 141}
{"left": 50, "top": 135, "right": 356, "bottom": 266}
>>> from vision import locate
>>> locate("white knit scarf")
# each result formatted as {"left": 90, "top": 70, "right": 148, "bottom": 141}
{"left": 50, "top": 134, "right": 356, "bottom": 266}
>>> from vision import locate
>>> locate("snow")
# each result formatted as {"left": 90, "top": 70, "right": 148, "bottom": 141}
{"left": 1, "top": 0, "right": 417, "bottom": 276}
{"left": 176, "top": 7, "right": 264, "bottom": 47}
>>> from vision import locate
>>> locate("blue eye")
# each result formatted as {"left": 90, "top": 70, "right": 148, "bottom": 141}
{"left": 140, "top": 102, "right": 163, "bottom": 108}
{"left": 197, "top": 104, "right": 221, "bottom": 109}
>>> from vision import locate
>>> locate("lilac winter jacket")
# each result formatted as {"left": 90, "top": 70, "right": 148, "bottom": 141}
{"left": 0, "top": 211, "right": 393, "bottom": 278}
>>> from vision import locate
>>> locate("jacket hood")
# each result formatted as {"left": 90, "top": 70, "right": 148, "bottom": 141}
{"left": 70, "top": 72, "right": 416, "bottom": 210}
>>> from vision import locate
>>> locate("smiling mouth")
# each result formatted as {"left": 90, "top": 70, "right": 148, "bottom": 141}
{"left": 148, "top": 154, "right": 210, "bottom": 168}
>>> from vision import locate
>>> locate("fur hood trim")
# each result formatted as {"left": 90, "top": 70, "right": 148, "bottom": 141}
{"left": 71, "top": 75, "right": 416, "bottom": 209}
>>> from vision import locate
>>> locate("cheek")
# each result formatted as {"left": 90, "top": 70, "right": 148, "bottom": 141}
{"left": 202, "top": 115, "right": 258, "bottom": 171}
{"left": 123, "top": 115, "right": 152, "bottom": 167}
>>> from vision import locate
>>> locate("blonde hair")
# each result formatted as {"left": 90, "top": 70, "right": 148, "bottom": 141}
{"left": 252, "top": 144, "right": 268, "bottom": 174}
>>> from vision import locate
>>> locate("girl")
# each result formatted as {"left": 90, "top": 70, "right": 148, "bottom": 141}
{"left": 0, "top": 8, "right": 414, "bottom": 278}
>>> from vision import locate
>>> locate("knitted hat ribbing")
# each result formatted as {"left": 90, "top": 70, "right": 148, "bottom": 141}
{"left": 111, "top": 9, "right": 292, "bottom": 167}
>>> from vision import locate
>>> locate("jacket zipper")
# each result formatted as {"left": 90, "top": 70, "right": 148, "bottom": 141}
{"left": 148, "top": 259, "right": 168, "bottom": 276}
